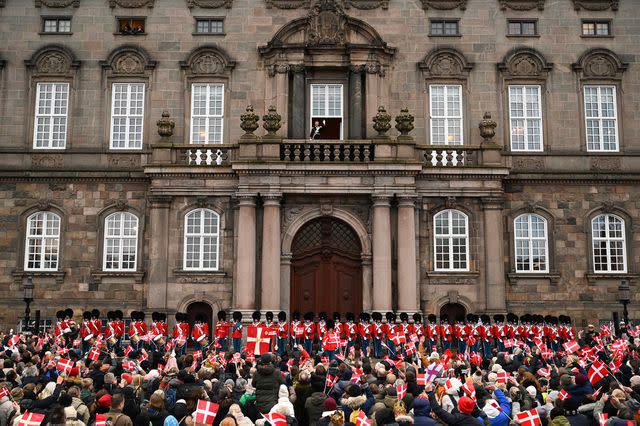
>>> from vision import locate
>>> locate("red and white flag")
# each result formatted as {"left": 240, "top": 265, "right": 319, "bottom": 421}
{"left": 563, "top": 340, "right": 580, "bottom": 354}
{"left": 95, "top": 414, "right": 106, "bottom": 426}
{"left": 533, "top": 337, "right": 545, "bottom": 350}
{"left": 516, "top": 409, "right": 541, "bottom": 426}
{"left": 497, "top": 371, "right": 509, "bottom": 384}
{"left": 598, "top": 413, "right": 608, "bottom": 426}
{"left": 262, "top": 412, "right": 287, "bottom": 426}
{"left": 416, "top": 373, "right": 430, "bottom": 386}
{"left": 87, "top": 347, "right": 101, "bottom": 362}
{"left": 17, "top": 412, "right": 45, "bottom": 426}
{"left": 462, "top": 380, "right": 476, "bottom": 402}
{"left": 541, "top": 349, "right": 554, "bottom": 359}
{"left": 405, "top": 344, "right": 416, "bottom": 356}
{"left": 588, "top": 360, "right": 608, "bottom": 385}
{"left": 356, "top": 410, "right": 371, "bottom": 426}
{"left": 193, "top": 350, "right": 202, "bottom": 360}
{"left": 326, "top": 374, "right": 338, "bottom": 388}
{"left": 194, "top": 400, "right": 219, "bottom": 425}
{"left": 0, "top": 387, "right": 8, "bottom": 400}
{"left": 124, "top": 346, "right": 133, "bottom": 357}
{"left": 557, "top": 389, "right": 570, "bottom": 401}
{"left": 56, "top": 358, "right": 73, "bottom": 374}
{"left": 8, "top": 335, "right": 20, "bottom": 348}
{"left": 396, "top": 383, "right": 407, "bottom": 400}
{"left": 537, "top": 368, "right": 550, "bottom": 379}
{"left": 122, "top": 360, "right": 136, "bottom": 372}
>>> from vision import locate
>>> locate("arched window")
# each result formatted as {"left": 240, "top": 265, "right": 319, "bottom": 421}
{"left": 103, "top": 212, "right": 139, "bottom": 271}
{"left": 591, "top": 214, "right": 626, "bottom": 273}
{"left": 25, "top": 211, "right": 61, "bottom": 271}
{"left": 514, "top": 214, "right": 548, "bottom": 272}
{"left": 184, "top": 208, "right": 220, "bottom": 271}
{"left": 434, "top": 209, "right": 469, "bottom": 271}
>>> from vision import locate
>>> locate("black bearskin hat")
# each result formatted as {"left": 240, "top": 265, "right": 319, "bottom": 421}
{"left": 292, "top": 311, "right": 300, "bottom": 320}
{"left": 278, "top": 311, "right": 287, "bottom": 322}
{"left": 252, "top": 311, "right": 261, "bottom": 322}
{"left": 115, "top": 310, "right": 123, "bottom": 320}
{"left": 304, "top": 311, "right": 314, "bottom": 321}
{"left": 400, "top": 312, "right": 409, "bottom": 322}
{"left": 428, "top": 314, "right": 437, "bottom": 324}
{"left": 233, "top": 311, "right": 242, "bottom": 322}
{"left": 218, "top": 310, "right": 227, "bottom": 321}
{"left": 319, "top": 312, "right": 327, "bottom": 321}
{"left": 372, "top": 312, "right": 382, "bottom": 322}
{"left": 326, "top": 319, "right": 335, "bottom": 330}
{"left": 266, "top": 311, "right": 274, "bottom": 322}
{"left": 346, "top": 312, "right": 355, "bottom": 321}
{"left": 82, "top": 311, "right": 92, "bottom": 320}
{"left": 413, "top": 313, "right": 422, "bottom": 323}
{"left": 92, "top": 309, "right": 100, "bottom": 319}
{"left": 64, "top": 308, "right": 74, "bottom": 319}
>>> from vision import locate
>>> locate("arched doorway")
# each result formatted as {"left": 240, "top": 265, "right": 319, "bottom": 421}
{"left": 291, "top": 217, "right": 362, "bottom": 316}
{"left": 440, "top": 303, "right": 467, "bottom": 322}
{"left": 186, "top": 302, "right": 212, "bottom": 341}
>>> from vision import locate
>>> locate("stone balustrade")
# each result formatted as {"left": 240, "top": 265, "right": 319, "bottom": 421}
{"left": 280, "top": 140, "right": 375, "bottom": 162}
{"left": 420, "top": 145, "right": 481, "bottom": 167}
{"left": 174, "top": 144, "right": 237, "bottom": 166}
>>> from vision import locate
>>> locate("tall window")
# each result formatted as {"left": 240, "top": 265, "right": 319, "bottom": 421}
{"left": 310, "top": 84, "right": 343, "bottom": 139}
{"left": 184, "top": 209, "right": 220, "bottom": 270}
{"left": 25, "top": 211, "right": 61, "bottom": 271}
{"left": 429, "top": 85, "right": 463, "bottom": 145}
{"left": 191, "top": 84, "right": 224, "bottom": 144}
{"left": 592, "top": 214, "right": 626, "bottom": 273}
{"left": 110, "top": 83, "right": 145, "bottom": 149}
{"left": 514, "top": 214, "right": 548, "bottom": 272}
{"left": 34, "top": 83, "right": 69, "bottom": 149}
{"left": 584, "top": 85, "right": 618, "bottom": 152}
{"left": 434, "top": 209, "right": 469, "bottom": 271}
{"left": 509, "top": 85, "right": 543, "bottom": 151}
{"left": 103, "top": 212, "right": 138, "bottom": 271}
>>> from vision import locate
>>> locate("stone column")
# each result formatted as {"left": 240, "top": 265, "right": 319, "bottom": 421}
{"left": 280, "top": 252, "right": 292, "bottom": 312}
{"left": 361, "top": 254, "right": 373, "bottom": 311}
{"left": 349, "top": 65, "right": 365, "bottom": 139}
{"left": 290, "top": 65, "right": 306, "bottom": 139}
{"left": 365, "top": 60, "right": 381, "bottom": 138}
{"left": 147, "top": 195, "right": 172, "bottom": 309}
{"left": 372, "top": 195, "right": 392, "bottom": 311}
{"left": 234, "top": 194, "right": 257, "bottom": 311}
{"left": 397, "top": 195, "right": 418, "bottom": 313}
{"left": 261, "top": 194, "right": 282, "bottom": 311}
{"left": 482, "top": 197, "right": 507, "bottom": 312}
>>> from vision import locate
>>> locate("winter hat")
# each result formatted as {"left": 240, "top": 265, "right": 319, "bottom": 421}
{"left": 630, "top": 376, "right": 640, "bottom": 387}
{"left": 526, "top": 385, "right": 537, "bottom": 398}
{"left": 429, "top": 352, "right": 440, "bottom": 361}
{"left": 69, "top": 368, "right": 79, "bottom": 377}
{"left": 311, "top": 373, "right": 325, "bottom": 392}
{"left": 487, "top": 372, "right": 498, "bottom": 384}
{"left": 121, "top": 373, "right": 133, "bottom": 385}
{"left": 324, "top": 397, "right": 337, "bottom": 411}
{"left": 98, "top": 394, "right": 111, "bottom": 408}
{"left": 492, "top": 364, "right": 503, "bottom": 373}
{"left": 278, "top": 384, "right": 288, "bottom": 399}
{"left": 260, "top": 354, "right": 272, "bottom": 365}
{"left": 164, "top": 416, "right": 179, "bottom": 426}
{"left": 546, "top": 390, "right": 559, "bottom": 403}
{"left": 347, "top": 384, "right": 362, "bottom": 397}
{"left": 458, "top": 396, "right": 475, "bottom": 414}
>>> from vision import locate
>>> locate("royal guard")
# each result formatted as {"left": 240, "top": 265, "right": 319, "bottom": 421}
{"left": 491, "top": 314, "right": 505, "bottom": 352}
{"left": 316, "top": 312, "right": 328, "bottom": 352}
{"left": 399, "top": 312, "right": 410, "bottom": 341}
{"left": 90, "top": 310, "right": 102, "bottom": 341}
{"left": 333, "top": 312, "right": 343, "bottom": 340}
{"left": 291, "top": 311, "right": 304, "bottom": 347}
{"left": 371, "top": 312, "right": 383, "bottom": 358}
{"left": 129, "top": 311, "right": 146, "bottom": 350}
{"left": 478, "top": 314, "right": 492, "bottom": 358}
{"left": 214, "top": 311, "right": 230, "bottom": 351}
{"left": 192, "top": 314, "right": 210, "bottom": 351}
{"left": 173, "top": 312, "right": 189, "bottom": 355}
{"left": 453, "top": 316, "right": 464, "bottom": 353}
{"left": 264, "top": 312, "right": 277, "bottom": 351}
{"left": 506, "top": 313, "right": 518, "bottom": 342}
{"left": 383, "top": 312, "right": 396, "bottom": 354}
{"left": 411, "top": 313, "right": 424, "bottom": 339}
{"left": 545, "top": 315, "right": 559, "bottom": 351}
{"left": 345, "top": 312, "right": 358, "bottom": 350}
{"left": 439, "top": 314, "right": 452, "bottom": 351}
{"left": 151, "top": 312, "right": 167, "bottom": 350}
{"left": 54, "top": 310, "right": 66, "bottom": 341}
{"left": 425, "top": 314, "right": 438, "bottom": 352}
{"left": 358, "top": 313, "right": 372, "bottom": 356}
{"left": 464, "top": 314, "right": 477, "bottom": 353}
{"left": 80, "top": 311, "right": 94, "bottom": 354}
{"left": 276, "top": 311, "right": 288, "bottom": 356}
{"left": 322, "top": 318, "right": 340, "bottom": 360}
{"left": 63, "top": 308, "right": 78, "bottom": 346}
{"left": 104, "top": 311, "right": 117, "bottom": 349}
{"left": 113, "top": 310, "right": 125, "bottom": 348}
{"left": 530, "top": 315, "right": 542, "bottom": 343}
{"left": 231, "top": 311, "right": 243, "bottom": 353}
{"left": 302, "top": 312, "right": 315, "bottom": 354}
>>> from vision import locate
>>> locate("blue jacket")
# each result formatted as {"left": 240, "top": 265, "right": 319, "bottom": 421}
{"left": 481, "top": 389, "right": 511, "bottom": 426}
{"left": 413, "top": 397, "right": 438, "bottom": 426}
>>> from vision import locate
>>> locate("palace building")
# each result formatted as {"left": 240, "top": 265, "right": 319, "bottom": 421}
{"left": 0, "top": 0, "right": 637, "bottom": 333}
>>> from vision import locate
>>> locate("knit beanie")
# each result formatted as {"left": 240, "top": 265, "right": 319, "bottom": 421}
{"left": 458, "top": 396, "right": 475, "bottom": 414}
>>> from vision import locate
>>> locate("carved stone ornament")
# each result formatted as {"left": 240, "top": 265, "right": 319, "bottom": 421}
{"left": 262, "top": 106, "right": 282, "bottom": 135}
{"left": 115, "top": 53, "right": 145, "bottom": 74}
{"left": 265, "top": 0, "right": 310, "bottom": 8}
{"left": 344, "top": 0, "right": 389, "bottom": 9}
{"left": 112, "top": 200, "right": 128, "bottom": 211}
{"left": 395, "top": 108, "right": 415, "bottom": 136}
{"left": 305, "top": 0, "right": 347, "bottom": 46}
{"left": 479, "top": 112, "right": 497, "bottom": 141}
{"left": 181, "top": 46, "right": 236, "bottom": 76}
{"left": 101, "top": 46, "right": 157, "bottom": 75}
{"left": 31, "top": 154, "right": 64, "bottom": 168}
{"left": 240, "top": 105, "right": 260, "bottom": 135}
{"left": 572, "top": 48, "right": 627, "bottom": 80}
{"left": 499, "top": 0, "right": 545, "bottom": 10}
{"left": 267, "top": 63, "right": 290, "bottom": 77}
{"left": 37, "top": 199, "right": 53, "bottom": 211}
{"left": 590, "top": 157, "right": 621, "bottom": 172}
{"left": 522, "top": 201, "right": 536, "bottom": 214}
{"left": 418, "top": 0, "right": 467, "bottom": 9}
{"left": 572, "top": 0, "right": 618, "bottom": 10}
{"left": 600, "top": 201, "right": 615, "bottom": 214}
{"left": 157, "top": 111, "right": 175, "bottom": 137}
{"left": 372, "top": 106, "right": 392, "bottom": 137}
{"left": 108, "top": 0, "right": 154, "bottom": 7}
{"left": 187, "top": 0, "right": 233, "bottom": 8}
{"left": 498, "top": 48, "right": 552, "bottom": 79}
{"left": 418, "top": 48, "right": 474, "bottom": 78}
{"left": 35, "top": 0, "right": 80, "bottom": 7}
{"left": 26, "top": 46, "right": 80, "bottom": 76}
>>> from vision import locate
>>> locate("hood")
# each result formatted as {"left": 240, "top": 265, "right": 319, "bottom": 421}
{"left": 482, "top": 400, "right": 501, "bottom": 419}
{"left": 412, "top": 397, "right": 431, "bottom": 416}
{"left": 342, "top": 395, "right": 367, "bottom": 409}
{"left": 550, "top": 416, "right": 570, "bottom": 426}
{"left": 258, "top": 365, "right": 276, "bottom": 376}
{"left": 278, "top": 384, "right": 289, "bottom": 399}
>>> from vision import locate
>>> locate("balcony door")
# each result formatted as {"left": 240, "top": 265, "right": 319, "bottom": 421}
{"left": 310, "top": 84, "right": 343, "bottom": 140}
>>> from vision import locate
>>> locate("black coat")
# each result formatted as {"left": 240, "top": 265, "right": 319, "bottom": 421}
{"left": 429, "top": 393, "right": 482, "bottom": 426}
{"left": 252, "top": 364, "right": 284, "bottom": 413}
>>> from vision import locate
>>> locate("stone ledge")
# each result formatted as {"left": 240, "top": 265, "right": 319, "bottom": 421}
{"left": 12, "top": 270, "right": 66, "bottom": 285}
{"left": 585, "top": 273, "right": 638, "bottom": 285}
{"left": 90, "top": 271, "right": 145, "bottom": 284}
{"left": 172, "top": 269, "right": 228, "bottom": 284}
{"left": 425, "top": 271, "right": 480, "bottom": 285}
{"left": 507, "top": 272, "right": 560, "bottom": 286}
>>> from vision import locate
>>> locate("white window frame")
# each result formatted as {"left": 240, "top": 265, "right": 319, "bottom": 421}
{"left": 18, "top": 318, "right": 53, "bottom": 334}
{"left": 190, "top": 83, "right": 225, "bottom": 144}
{"left": 24, "top": 211, "right": 61, "bottom": 272}
{"left": 110, "top": 82, "right": 145, "bottom": 150}
{"left": 584, "top": 85, "right": 619, "bottom": 152}
{"left": 508, "top": 85, "right": 543, "bottom": 152}
{"left": 433, "top": 209, "right": 469, "bottom": 272}
{"left": 514, "top": 214, "right": 549, "bottom": 273}
{"left": 591, "top": 214, "right": 627, "bottom": 273}
{"left": 183, "top": 208, "right": 220, "bottom": 271}
{"left": 429, "top": 84, "right": 463, "bottom": 145}
{"left": 310, "top": 83, "right": 344, "bottom": 140}
{"left": 33, "top": 82, "right": 69, "bottom": 149}
{"left": 103, "top": 212, "right": 139, "bottom": 272}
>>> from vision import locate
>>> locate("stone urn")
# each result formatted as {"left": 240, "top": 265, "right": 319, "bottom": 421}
{"left": 479, "top": 112, "right": 497, "bottom": 141}
{"left": 157, "top": 111, "right": 175, "bottom": 138}
{"left": 395, "top": 107, "right": 414, "bottom": 136}
{"left": 240, "top": 105, "right": 260, "bottom": 137}
{"left": 262, "top": 105, "right": 282, "bottom": 136}
{"left": 372, "top": 106, "right": 392, "bottom": 137}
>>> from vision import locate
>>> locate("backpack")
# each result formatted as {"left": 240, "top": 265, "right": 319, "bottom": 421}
{"left": 164, "top": 386, "right": 177, "bottom": 412}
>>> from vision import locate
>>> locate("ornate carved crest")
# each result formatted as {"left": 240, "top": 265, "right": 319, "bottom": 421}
{"left": 265, "top": 0, "right": 309, "bottom": 8}
{"left": 499, "top": 0, "right": 545, "bottom": 10}
{"left": 444, "top": 196, "right": 457, "bottom": 209}
{"left": 180, "top": 46, "right": 236, "bottom": 76}
{"left": 418, "top": 47, "right": 474, "bottom": 79}
{"left": 418, "top": 0, "right": 467, "bottom": 9}
{"left": 108, "top": 0, "right": 154, "bottom": 7}
{"left": 572, "top": 0, "right": 618, "bottom": 10}
{"left": 37, "top": 199, "right": 53, "bottom": 211}
{"left": 101, "top": 45, "right": 157, "bottom": 75}
{"left": 344, "top": 0, "right": 389, "bottom": 9}
{"left": 187, "top": 0, "right": 233, "bottom": 7}
{"left": 35, "top": 0, "right": 80, "bottom": 7}
{"left": 26, "top": 45, "right": 81, "bottom": 76}
{"left": 112, "top": 200, "right": 128, "bottom": 211}
{"left": 498, "top": 47, "right": 552, "bottom": 79}
{"left": 600, "top": 201, "right": 615, "bottom": 214}
{"left": 115, "top": 53, "right": 145, "bottom": 74}
{"left": 305, "top": 0, "right": 347, "bottom": 46}
{"left": 522, "top": 201, "right": 536, "bottom": 213}
{"left": 572, "top": 48, "right": 627, "bottom": 81}
{"left": 590, "top": 157, "right": 621, "bottom": 172}
{"left": 32, "top": 154, "right": 64, "bottom": 168}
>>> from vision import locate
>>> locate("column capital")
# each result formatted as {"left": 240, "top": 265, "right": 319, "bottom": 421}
{"left": 481, "top": 196, "right": 505, "bottom": 210}
{"left": 148, "top": 195, "right": 172, "bottom": 208}
{"left": 397, "top": 194, "right": 418, "bottom": 208}
{"left": 236, "top": 193, "right": 258, "bottom": 206}
{"left": 290, "top": 63, "right": 305, "bottom": 74}
{"left": 349, "top": 64, "right": 366, "bottom": 74}
{"left": 372, "top": 194, "right": 392, "bottom": 207}
{"left": 262, "top": 193, "right": 282, "bottom": 206}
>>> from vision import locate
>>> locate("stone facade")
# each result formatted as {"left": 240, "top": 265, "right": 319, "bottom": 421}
{"left": 0, "top": 0, "right": 638, "bottom": 330}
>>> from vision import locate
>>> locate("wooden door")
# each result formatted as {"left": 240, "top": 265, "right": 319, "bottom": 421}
{"left": 439, "top": 303, "right": 467, "bottom": 323}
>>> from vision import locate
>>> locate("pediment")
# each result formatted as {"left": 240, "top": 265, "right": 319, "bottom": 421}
{"left": 35, "top": 0, "right": 80, "bottom": 7}
{"left": 417, "top": 0, "right": 467, "bottom": 9}
{"left": 572, "top": 0, "right": 618, "bottom": 10}
{"left": 498, "top": 0, "right": 545, "bottom": 10}
{"left": 186, "top": 0, "right": 233, "bottom": 7}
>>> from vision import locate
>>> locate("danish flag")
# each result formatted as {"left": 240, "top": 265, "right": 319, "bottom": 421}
{"left": 497, "top": 371, "right": 510, "bottom": 384}
{"left": 122, "top": 360, "right": 136, "bottom": 372}
{"left": 405, "top": 344, "right": 416, "bottom": 356}
{"left": 17, "top": 412, "right": 45, "bottom": 426}
{"left": 516, "top": 409, "right": 541, "bottom": 426}
{"left": 533, "top": 337, "right": 545, "bottom": 350}
{"left": 0, "top": 387, "right": 8, "bottom": 400}
{"left": 588, "top": 360, "right": 608, "bottom": 385}
{"left": 124, "top": 345, "right": 133, "bottom": 357}
{"left": 8, "top": 335, "right": 20, "bottom": 348}
{"left": 557, "top": 389, "right": 570, "bottom": 401}
{"left": 262, "top": 412, "right": 287, "bottom": 426}
{"left": 441, "top": 349, "right": 452, "bottom": 365}
{"left": 462, "top": 380, "right": 476, "bottom": 402}
{"left": 56, "top": 358, "right": 73, "bottom": 374}
{"left": 193, "top": 350, "right": 202, "bottom": 359}
{"left": 390, "top": 333, "right": 406, "bottom": 345}
{"left": 537, "top": 368, "right": 550, "bottom": 379}
{"left": 356, "top": 410, "right": 371, "bottom": 426}
{"left": 326, "top": 374, "right": 338, "bottom": 388}
{"left": 598, "top": 413, "right": 608, "bottom": 426}
{"left": 95, "top": 414, "right": 106, "bottom": 426}
{"left": 87, "top": 347, "right": 101, "bottom": 362}
{"left": 194, "top": 400, "right": 219, "bottom": 425}
{"left": 541, "top": 349, "right": 554, "bottom": 359}
{"left": 396, "top": 383, "right": 407, "bottom": 400}
{"left": 563, "top": 340, "right": 580, "bottom": 354}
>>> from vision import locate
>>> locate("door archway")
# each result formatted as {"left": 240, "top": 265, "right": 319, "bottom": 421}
{"left": 291, "top": 217, "right": 362, "bottom": 316}
{"left": 186, "top": 302, "right": 212, "bottom": 341}
{"left": 440, "top": 303, "right": 467, "bottom": 322}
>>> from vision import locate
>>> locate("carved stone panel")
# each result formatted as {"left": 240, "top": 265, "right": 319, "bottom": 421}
{"left": 180, "top": 46, "right": 236, "bottom": 76}
{"left": 32, "top": 154, "right": 64, "bottom": 168}
{"left": 35, "top": 0, "right": 80, "bottom": 7}
{"left": 590, "top": 157, "right": 621, "bottom": 172}
{"left": 343, "top": 0, "right": 389, "bottom": 9}
{"left": 265, "top": 0, "right": 310, "bottom": 8}
{"left": 114, "top": 53, "right": 145, "bottom": 74}
{"left": 572, "top": 49, "right": 627, "bottom": 81}
{"left": 108, "top": 0, "right": 154, "bottom": 7}
{"left": 418, "top": 48, "right": 474, "bottom": 79}
{"left": 101, "top": 46, "right": 157, "bottom": 76}
{"left": 498, "top": 48, "right": 553, "bottom": 79}
{"left": 572, "top": 0, "right": 618, "bottom": 10}
{"left": 26, "top": 46, "right": 81, "bottom": 77}
{"left": 187, "top": 0, "right": 233, "bottom": 7}
{"left": 305, "top": 0, "right": 347, "bottom": 46}
{"left": 499, "top": 0, "right": 545, "bottom": 10}
{"left": 418, "top": 0, "right": 467, "bottom": 9}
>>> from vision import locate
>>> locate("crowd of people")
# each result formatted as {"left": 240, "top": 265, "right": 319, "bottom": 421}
{"left": 0, "top": 309, "right": 638, "bottom": 426}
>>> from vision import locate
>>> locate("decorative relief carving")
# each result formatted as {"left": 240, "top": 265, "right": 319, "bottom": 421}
{"left": 265, "top": 0, "right": 309, "bottom": 8}
{"left": 498, "top": 48, "right": 552, "bottom": 78}
{"left": 572, "top": 0, "right": 618, "bottom": 10}
{"left": 499, "top": 0, "right": 545, "bottom": 10}
{"left": 590, "top": 157, "right": 621, "bottom": 172}
{"left": 32, "top": 154, "right": 63, "bottom": 168}
{"left": 282, "top": 206, "right": 306, "bottom": 232}
{"left": 181, "top": 46, "right": 236, "bottom": 76}
{"left": 306, "top": 0, "right": 347, "bottom": 46}
{"left": 522, "top": 201, "right": 536, "bottom": 213}
{"left": 187, "top": 0, "right": 233, "bottom": 7}
{"left": 111, "top": 200, "right": 128, "bottom": 211}
{"left": 108, "top": 0, "right": 155, "bottom": 7}
{"left": 108, "top": 155, "right": 140, "bottom": 168}
{"left": 344, "top": 0, "right": 389, "bottom": 9}
{"left": 513, "top": 157, "right": 544, "bottom": 170}
{"left": 114, "top": 53, "right": 145, "bottom": 74}
{"left": 26, "top": 46, "right": 81, "bottom": 77}
{"left": 418, "top": 48, "right": 474, "bottom": 78}
{"left": 267, "top": 64, "right": 290, "bottom": 77}
{"left": 37, "top": 199, "right": 53, "bottom": 211}
{"left": 35, "top": 0, "right": 80, "bottom": 7}
{"left": 418, "top": 0, "right": 467, "bottom": 9}
{"left": 101, "top": 46, "right": 157, "bottom": 75}
{"left": 573, "top": 48, "right": 627, "bottom": 81}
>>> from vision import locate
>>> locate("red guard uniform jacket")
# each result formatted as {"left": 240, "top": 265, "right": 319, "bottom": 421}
{"left": 277, "top": 322, "right": 289, "bottom": 339}
{"left": 80, "top": 321, "right": 92, "bottom": 340}
{"left": 303, "top": 322, "right": 315, "bottom": 340}
{"left": 215, "top": 321, "right": 230, "bottom": 340}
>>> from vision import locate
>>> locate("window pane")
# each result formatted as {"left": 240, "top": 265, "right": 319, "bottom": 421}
{"left": 584, "top": 86, "right": 618, "bottom": 151}
{"left": 591, "top": 214, "right": 626, "bottom": 273}
{"left": 508, "top": 22, "right": 521, "bottom": 35}
{"left": 25, "top": 211, "right": 60, "bottom": 271}
{"left": 509, "top": 85, "right": 542, "bottom": 151}
{"left": 434, "top": 210, "right": 468, "bottom": 271}
{"left": 184, "top": 209, "right": 220, "bottom": 270}
{"left": 190, "top": 84, "right": 225, "bottom": 144}
{"left": 110, "top": 83, "right": 145, "bottom": 149}
{"left": 430, "top": 85, "right": 463, "bottom": 145}
{"left": 58, "top": 20, "right": 71, "bottom": 32}
{"left": 34, "top": 83, "right": 68, "bottom": 149}
{"left": 522, "top": 22, "right": 536, "bottom": 35}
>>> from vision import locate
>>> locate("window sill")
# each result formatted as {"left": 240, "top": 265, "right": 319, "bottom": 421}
{"left": 12, "top": 270, "right": 66, "bottom": 285}
{"left": 506, "top": 34, "right": 540, "bottom": 38}
{"left": 172, "top": 269, "right": 228, "bottom": 284}
{"left": 90, "top": 270, "right": 145, "bottom": 284}
{"left": 580, "top": 35, "right": 614, "bottom": 39}
{"left": 192, "top": 32, "right": 226, "bottom": 36}
{"left": 39, "top": 32, "right": 73, "bottom": 36}
{"left": 113, "top": 33, "right": 147, "bottom": 36}
{"left": 586, "top": 273, "right": 638, "bottom": 285}
{"left": 428, "top": 34, "right": 462, "bottom": 38}
{"left": 507, "top": 272, "right": 560, "bottom": 285}
{"left": 426, "top": 271, "right": 479, "bottom": 285}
